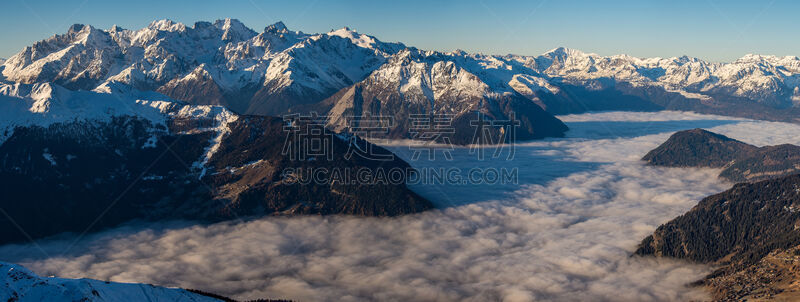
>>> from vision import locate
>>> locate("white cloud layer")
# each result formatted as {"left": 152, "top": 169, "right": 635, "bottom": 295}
{"left": 556, "top": 110, "right": 750, "bottom": 122}
{"left": 2, "top": 111, "right": 799, "bottom": 302}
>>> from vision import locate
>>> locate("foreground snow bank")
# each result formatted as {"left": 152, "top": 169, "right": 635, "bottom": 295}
{"left": 1, "top": 262, "right": 220, "bottom": 302}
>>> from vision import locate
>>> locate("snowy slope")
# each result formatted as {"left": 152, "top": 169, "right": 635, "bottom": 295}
{"left": 0, "top": 81, "right": 237, "bottom": 150}
{"left": 0, "top": 81, "right": 169, "bottom": 142}
{"left": 1, "top": 262, "right": 220, "bottom": 302}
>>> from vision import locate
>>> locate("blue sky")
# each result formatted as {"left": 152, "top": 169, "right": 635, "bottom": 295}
{"left": 0, "top": 0, "right": 796, "bottom": 62}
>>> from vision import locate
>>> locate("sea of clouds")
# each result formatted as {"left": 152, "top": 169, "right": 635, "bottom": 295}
{"left": 2, "top": 111, "right": 800, "bottom": 302}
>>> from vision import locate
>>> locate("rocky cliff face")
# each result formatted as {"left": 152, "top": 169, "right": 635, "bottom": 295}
{"left": 643, "top": 128, "right": 800, "bottom": 182}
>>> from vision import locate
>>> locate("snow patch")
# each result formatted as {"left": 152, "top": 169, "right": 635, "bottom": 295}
{"left": 42, "top": 150, "right": 57, "bottom": 166}
{"left": 141, "top": 134, "right": 157, "bottom": 149}
{"left": 174, "top": 106, "right": 239, "bottom": 176}
{"left": 142, "top": 175, "right": 164, "bottom": 181}
{"left": 508, "top": 74, "right": 560, "bottom": 95}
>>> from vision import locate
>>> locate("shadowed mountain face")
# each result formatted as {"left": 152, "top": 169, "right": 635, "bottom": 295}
{"left": 0, "top": 115, "right": 432, "bottom": 245}
{"left": 635, "top": 174, "right": 800, "bottom": 263}
{"left": 635, "top": 174, "right": 800, "bottom": 300}
{"left": 204, "top": 116, "right": 432, "bottom": 217}
{"left": 643, "top": 128, "right": 800, "bottom": 182}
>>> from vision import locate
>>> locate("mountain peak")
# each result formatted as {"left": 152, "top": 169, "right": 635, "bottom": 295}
{"left": 148, "top": 19, "right": 186, "bottom": 32}
{"left": 734, "top": 53, "right": 795, "bottom": 63}
{"left": 736, "top": 53, "right": 767, "bottom": 63}
{"left": 329, "top": 26, "right": 357, "bottom": 36}
{"left": 265, "top": 21, "right": 288, "bottom": 33}
{"left": 108, "top": 24, "right": 125, "bottom": 32}
{"left": 63, "top": 24, "right": 111, "bottom": 46}
{"left": 450, "top": 49, "right": 468, "bottom": 56}
{"left": 327, "top": 26, "right": 380, "bottom": 49}
{"left": 545, "top": 46, "right": 575, "bottom": 54}
{"left": 542, "top": 47, "right": 589, "bottom": 58}
{"left": 671, "top": 55, "right": 697, "bottom": 63}
{"left": 214, "top": 18, "right": 256, "bottom": 41}
{"left": 214, "top": 18, "right": 244, "bottom": 28}
{"left": 66, "top": 23, "right": 93, "bottom": 34}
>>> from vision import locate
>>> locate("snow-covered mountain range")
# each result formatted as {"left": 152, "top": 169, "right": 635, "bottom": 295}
{"left": 2, "top": 18, "right": 799, "bottom": 126}
{"left": 514, "top": 48, "right": 800, "bottom": 107}
{"left": 0, "top": 19, "right": 574, "bottom": 141}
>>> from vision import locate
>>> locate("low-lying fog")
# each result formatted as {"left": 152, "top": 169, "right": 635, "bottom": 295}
{"left": 3, "top": 111, "right": 800, "bottom": 301}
